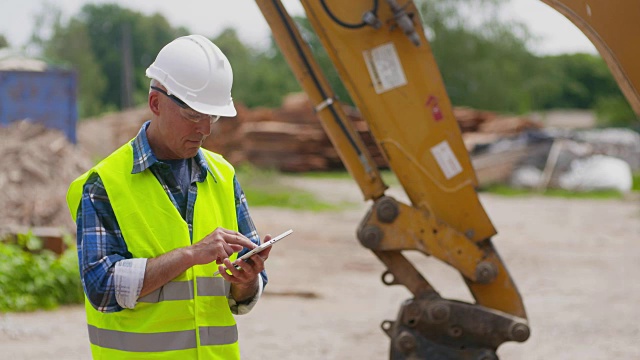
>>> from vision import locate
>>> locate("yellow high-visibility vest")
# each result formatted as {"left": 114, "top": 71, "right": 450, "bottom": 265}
{"left": 67, "top": 142, "right": 240, "bottom": 360}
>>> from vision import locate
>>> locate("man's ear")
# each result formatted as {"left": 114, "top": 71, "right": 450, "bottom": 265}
{"left": 149, "top": 92, "right": 161, "bottom": 116}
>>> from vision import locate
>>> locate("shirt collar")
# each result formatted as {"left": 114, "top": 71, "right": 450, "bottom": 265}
{"left": 131, "top": 121, "right": 211, "bottom": 182}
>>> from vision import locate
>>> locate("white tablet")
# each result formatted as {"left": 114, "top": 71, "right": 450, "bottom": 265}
{"left": 213, "top": 229, "right": 293, "bottom": 275}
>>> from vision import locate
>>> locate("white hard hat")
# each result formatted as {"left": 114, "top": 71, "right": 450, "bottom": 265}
{"left": 146, "top": 34, "right": 237, "bottom": 117}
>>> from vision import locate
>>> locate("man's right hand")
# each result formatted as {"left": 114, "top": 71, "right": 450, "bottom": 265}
{"left": 188, "top": 227, "right": 257, "bottom": 266}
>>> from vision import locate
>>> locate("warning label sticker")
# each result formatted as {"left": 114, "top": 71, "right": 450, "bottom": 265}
{"left": 430, "top": 140, "right": 463, "bottom": 180}
{"left": 363, "top": 43, "right": 408, "bottom": 94}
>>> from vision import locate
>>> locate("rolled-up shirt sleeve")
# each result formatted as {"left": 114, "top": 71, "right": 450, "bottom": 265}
{"left": 114, "top": 258, "right": 147, "bottom": 309}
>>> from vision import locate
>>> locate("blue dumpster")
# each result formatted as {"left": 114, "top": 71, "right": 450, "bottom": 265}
{"left": 0, "top": 69, "right": 78, "bottom": 143}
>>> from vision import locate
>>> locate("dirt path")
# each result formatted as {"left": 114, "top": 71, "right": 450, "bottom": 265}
{"left": 2, "top": 178, "right": 639, "bottom": 359}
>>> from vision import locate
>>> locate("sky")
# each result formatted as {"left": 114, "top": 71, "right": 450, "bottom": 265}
{"left": 0, "top": 0, "right": 597, "bottom": 56}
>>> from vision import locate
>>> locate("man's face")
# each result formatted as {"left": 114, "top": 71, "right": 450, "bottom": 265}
{"left": 149, "top": 87, "right": 219, "bottom": 159}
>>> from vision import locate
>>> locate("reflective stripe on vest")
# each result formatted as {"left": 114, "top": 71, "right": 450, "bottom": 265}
{"left": 67, "top": 144, "right": 240, "bottom": 360}
{"left": 138, "top": 277, "right": 231, "bottom": 303}
{"left": 88, "top": 324, "right": 238, "bottom": 352}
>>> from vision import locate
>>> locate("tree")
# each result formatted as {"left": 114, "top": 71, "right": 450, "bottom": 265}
{"left": 416, "top": 0, "right": 537, "bottom": 113}
{"left": 30, "top": 4, "right": 109, "bottom": 118}
{"left": 212, "top": 27, "right": 300, "bottom": 108}
{"left": 44, "top": 18, "right": 108, "bottom": 118}
{"left": 31, "top": 4, "right": 188, "bottom": 118}
{"left": 0, "top": 34, "right": 8, "bottom": 48}
{"left": 79, "top": 4, "right": 188, "bottom": 111}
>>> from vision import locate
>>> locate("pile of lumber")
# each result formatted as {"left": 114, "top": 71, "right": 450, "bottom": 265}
{"left": 455, "top": 107, "right": 543, "bottom": 151}
{"left": 204, "top": 93, "right": 386, "bottom": 172}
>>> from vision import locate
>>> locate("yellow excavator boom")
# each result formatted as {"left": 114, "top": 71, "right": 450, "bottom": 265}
{"left": 255, "top": 0, "right": 637, "bottom": 358}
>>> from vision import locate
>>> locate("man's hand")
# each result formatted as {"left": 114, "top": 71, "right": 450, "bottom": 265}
{"left": 139, "top": 228, "right": 258, "bottom": 299}
{"left": 189, "top": 227, "right": 257, "bottom": 266}
{"left": 220, "top": 234, "right": 272, "bottom": 303}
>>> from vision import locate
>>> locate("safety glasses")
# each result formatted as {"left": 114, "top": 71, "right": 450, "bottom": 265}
{"left": 151, "top": 86, "right": 221, "bottom": 123}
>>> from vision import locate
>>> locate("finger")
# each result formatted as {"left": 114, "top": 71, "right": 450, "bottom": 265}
{"left": 218, "top": 264, "right": 233, "bottom": 282}
{"left": 212, "top": 228, "right": 255, "bottom": 247}
{"left": 215, "top": 227, "right": 239, "bottom": 236}
{"left": 224, "top": 258, "right": 247, "bottom": 278}
{"left": 257, "top": 246, "right": 272, "bottom": 261}
{"left": 218, "top": 259, "right": 243, "bottom": 279}
{"left": 226, "top": 232, "right": 257, "bottom": 249}
{"left": 226, "top": 244, "right": 244, "bottom": 254}
{"left": 243, "top": 258, "right": 263, "bottom": 275}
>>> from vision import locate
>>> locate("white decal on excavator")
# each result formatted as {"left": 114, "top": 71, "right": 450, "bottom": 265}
{"left": 430, "top": 140, "right": 463, "bottom": 179}
{"left": 363, "top": 42, "right": 408, "bottom": 94}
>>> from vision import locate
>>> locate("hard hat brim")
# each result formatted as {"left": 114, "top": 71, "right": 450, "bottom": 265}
{"left": 187, "top": 99, "right": 237, "bottom": 118}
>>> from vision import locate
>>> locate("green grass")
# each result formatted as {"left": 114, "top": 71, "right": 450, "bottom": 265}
{"left": 235, "top": 165, "right": 342, "bottom": 211}
{"left": 481, "top": 184, "right": 625, "bottom": 199}
{"left": 241, "top": 187, "right": 339, "bottom": 211}
{"left": 237, "top": 165, "right": 638, "bottom": 204}
{"left": 291, "top": 169, "right": 399, "bottom": 185}
{"left": 294, "top": 170, "right": 353, "bottom": 180}
{"left": 484, "top": 171, "right": 640, "bottom": 199}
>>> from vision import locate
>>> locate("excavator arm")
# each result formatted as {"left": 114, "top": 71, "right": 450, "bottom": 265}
{"left": 255, "top": 0, "right": 639, "bottom": 358}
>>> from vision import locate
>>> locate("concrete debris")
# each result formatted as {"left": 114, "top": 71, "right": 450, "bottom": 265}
{"left": 0, "top": 120, "right": 93, "bottom": 236}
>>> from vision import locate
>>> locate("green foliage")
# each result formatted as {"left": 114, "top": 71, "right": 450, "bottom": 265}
{"left": 416, "top": 0, "right": 537, "bottom": 113}
{"left": 594, "top": 95, "right": 638, "bottom": 127}
{"left": 531, "top": 54, "right": 620, "bottom": 108}
{"left": 211, "top": 17, "right": 352, "bottom": 108}
{"left": 80, "top": 4, "right": 188, "bottom": 112}
{"left": 32, "top": 4, "right": 188, "bottom": 118}
{"left": 0, "top": 34, "right": 8, "bottom": 48}
{"left": 45, "top": 18, "right": 108, "bottom": 118}
{"left": 414, "top": 0, "right": 634, "bottom": 121}
{"left": 293, "top": 17, "right": 353, "bottom": 105}
{"left": 527, "top": 54, "right": 638, "bottom": 127}
{"left": 213, "top": 28, "right": 300, "bottom": 108}
{"left": 633, "top": 172, "right": 640, "bottom": 192}
{"left": 0, "top": 236, "right": 83, "bottom": 312}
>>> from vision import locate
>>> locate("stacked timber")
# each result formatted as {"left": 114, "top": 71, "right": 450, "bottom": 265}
{"left": 205, "top": 93, "right": 385, "bottom": 172}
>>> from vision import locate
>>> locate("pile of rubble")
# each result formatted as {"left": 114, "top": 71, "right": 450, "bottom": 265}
{"left": 0, "top": 120, "right": 93, "bottom": 236}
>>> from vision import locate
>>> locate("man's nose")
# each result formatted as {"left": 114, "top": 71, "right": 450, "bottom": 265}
{"left": 195, "top": 117, "right": 212, "bottom": 136}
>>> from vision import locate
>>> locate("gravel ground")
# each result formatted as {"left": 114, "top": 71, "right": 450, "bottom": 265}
{"left": 2, "top": 177, "right": 639, "bottom": 359}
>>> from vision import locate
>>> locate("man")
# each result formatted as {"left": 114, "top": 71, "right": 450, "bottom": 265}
{"left": 67, "top": 34, "right": 270, "bottom": 359}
